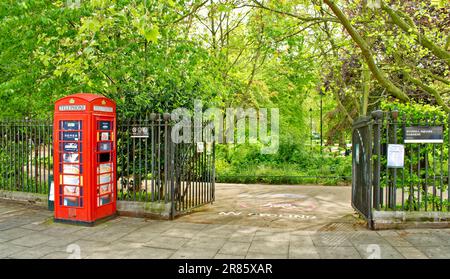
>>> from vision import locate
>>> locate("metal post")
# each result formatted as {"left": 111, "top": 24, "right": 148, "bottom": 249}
{"left": 371, "top": 110, "right": 383, "bottom": 210}
{"left": 424, "top": 114, "right": 429, "bottom": 211}
{"left": 391, "top": 109, "right": 398, "bottom": 210}
{"left": 432, "top": 114, "right": 437, "bottom": 211}
{"left": 309, "top": 108, "right": 313, "bottom": 151}
{"left": 320, "top": 90, "right": 323, "bottom": 154}
{"left": 384, "top": 112, "right": 390, "bottom": 208}
{"left": 409, "top": 114, "right": 413, "bottom": 211}
{"left": 448, "top": 112, "right": 450, "bottom": 212}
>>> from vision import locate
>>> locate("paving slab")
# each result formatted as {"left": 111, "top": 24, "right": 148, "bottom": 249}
{"left": 9, "top": 244, "right": 64, "bottom": 259}
{"left": 66, "top": 239, "right": 110, "bottom": 258}
{"left": 311, "top": 232, "right": 354, "bottom": 247}
{"left": 396, "top": 246, "right": 429, "bottom": 259}
{"left": 354, "top": 244, "right": 405, "bottom": 259}
{"left": 316, "top": 246, "right": 362, "bottom": 259}
{"left": 0, "top": 242, "right": 27, "bottom": 258}
{"left": 183, "top": 236, "right": 228, "bottom": 250}
{"left": 10, "top": 232, "right": 55, "bottom": 247}
{"left": 41, "top": 224, "right": 87, "bottom": 236}
{"left": 144, "top": 236, "right": 189, "bottom": 250}
{"left": 45, "top": 235, "right": 84, "bottom": 247}
{"left": 228, "top": 231, "right": 256, "bottom": 243}
{"left": 121, "top": 230, "right": 160, "bottom": 243}
{"left": 81, "top": 225, "right": 139, "bottom": 243}
{"left": 377, "top": 231, "right": 413, "bottom": 247}
{"left": 349, "top": 232, "right": 390, "bottom": 246}
{"left": 0, "top": 219, "right": 31, "bottom": 231}
{"left": 289, "top": 247, "right": 320, "bottom": 259}
{"left": 170, "top": 247, "right": 218, "bottom": 259}
{"left": 20, "top": 221, "right": 53, "bottom": 231}
{"left": 122, "top": 247, "right": 175, "bottom": 259}
{"left": 246, "top": 252, "right": 288, "bottom": 259}
{"left": 219, "top": 241, "right": 251, "bottom": 256}
{"left": 84, "top": 242, "right": 145, "bottom": 259}
{"left": 164, "top": 228, "right": 201, "bottom": 239}
{"left": 0, "top": 227, "right": 34, "bottom": 242}
{"left": 171, "top": 222, "right": 209, "bottom": 230}
{"left": 416, "top": 246, "right": 450, "bottom": 259}
{"left": 253, "top": 231, "right": 291, "bottom": 242}
{"left": 41, "top": 251, "right": 74, "bottom": 259}
{"left": 289, "top": 235, "right": 315, "bottom": 246}
{"left": 402, "top": 234, "right": 444, "bottom": 247}
{"left": 248, "top": 240, "right": 289, "bottom": 256}
{"left": 214, "top": 253, "right": 246, "bottom": 259}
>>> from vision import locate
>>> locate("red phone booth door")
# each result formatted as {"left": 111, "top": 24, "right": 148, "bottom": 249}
{"left": 55, "top": 115, "right": 91, "bottom": 221}
{"left": 94, "top": 116, "right": 116, "bottom": 219}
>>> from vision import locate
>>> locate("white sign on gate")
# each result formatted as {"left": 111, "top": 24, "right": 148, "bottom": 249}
{"left": 387, "top": 144, "right": 405, "bottom": 168}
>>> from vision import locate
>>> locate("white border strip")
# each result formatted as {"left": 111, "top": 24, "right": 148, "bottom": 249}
{"left": 404, "top": 139, "right": 443, "bottom": 143}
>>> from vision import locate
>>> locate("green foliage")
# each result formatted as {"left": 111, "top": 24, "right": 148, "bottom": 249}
{"left": 0, "top": 1, "right": 229, "bottom": 118}
{"left": 215, "top": 143, "right": 351, "bottom": 185}
{"left": 381, "top": 100, "right": 447, "bottom": 120}
{"left": 3, "top": 1, "right": 447, "bottom": 187}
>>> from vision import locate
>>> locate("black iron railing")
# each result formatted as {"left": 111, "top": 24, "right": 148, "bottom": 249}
{"left": 0, "top": 118, "right": 53, "bottom": 194}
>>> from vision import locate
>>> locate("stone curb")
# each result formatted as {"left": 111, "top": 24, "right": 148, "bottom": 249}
{"left": 0, "top": 190, "right": 172, "bottom": 219}
{"left": 372, "top": 210, "right": 450, "bottom": 230}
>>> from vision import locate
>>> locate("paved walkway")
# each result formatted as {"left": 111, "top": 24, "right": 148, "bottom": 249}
{"left": 0, "top": 184, "right": 449, "bottom": 259}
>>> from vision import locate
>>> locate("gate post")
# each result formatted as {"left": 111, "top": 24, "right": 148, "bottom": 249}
{"left": 391, "top": 109, "right": 399, "bottom": 209}
{"left": 448, "top": 113, "right": 450, "bottom": 212}
{"left": 163, "top": 112, "right": 176, "bottom": 220}
{"left": 371, "top": 110, "right": 383, "bottom": 211}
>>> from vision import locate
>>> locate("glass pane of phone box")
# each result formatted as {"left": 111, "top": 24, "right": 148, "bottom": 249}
{"left": 61, "top": 142, "right": 81, "bottom": 152}
{"left": 61, "top": 120, "right": 82, "bottom": 130}
{"left": 98, "top": 121, "right": 111, "bottom": 130}
{"left": 62, "top": 197, "right": 83, "bottom": 207}
{"left": 98, "top": 142, "right": 111, "bottom": 151}
{"left": 98, "top": 195, "right": 111, "bottom": 206}
{"left": 98, "top": 153, "right": 111, "bottom": 163}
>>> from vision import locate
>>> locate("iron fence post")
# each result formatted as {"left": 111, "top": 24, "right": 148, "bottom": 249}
{"left": 391, "top": 109, "right": 398, "bottom": 210}
{"left": 371, "top": 110, "right": 383, "bottom": 211}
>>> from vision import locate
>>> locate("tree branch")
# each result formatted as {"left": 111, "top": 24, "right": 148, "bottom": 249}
{"left": 381, "top": 2, "right": 450, "bottom": 67}
{"left": 167, "top": 0, "right": 208, "bottom": 26}
{"left": 323, "top": 0, "right": 409, "bottom": 102}
{"left": 248, "top": 0, "right": 338, "bottom": 23}
{"left": 403, "top": 70, "right": 450, "bottom": 113}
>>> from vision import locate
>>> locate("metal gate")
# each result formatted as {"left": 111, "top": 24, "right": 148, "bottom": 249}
{"left": 351, "top": 116, "right": 373, "bottom": 221}
{"left": 352, "top": 110, "right": 450, "bottom": 228}
{"left": 116, "top": 113, "right": 215, "bottom": 219}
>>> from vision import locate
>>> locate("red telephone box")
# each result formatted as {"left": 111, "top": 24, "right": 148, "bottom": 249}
{"left": 53, "top": 93, "right": 117, "bottom": 225}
